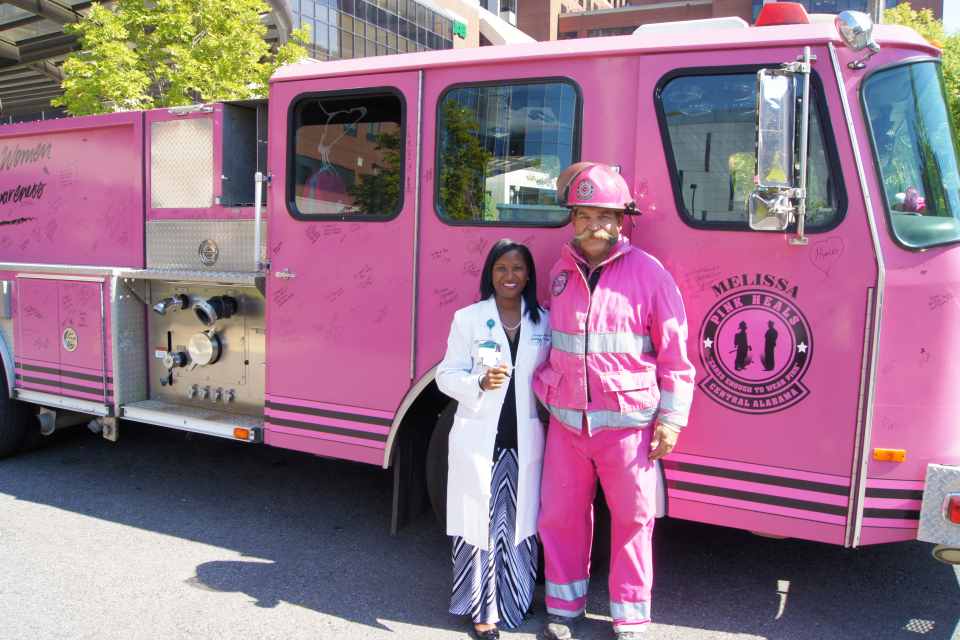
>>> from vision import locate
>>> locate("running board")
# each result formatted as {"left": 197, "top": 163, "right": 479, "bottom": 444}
{"left": 121, "top": 400, "right": 263, "bottom": 443}
{"left": 14, "top": 388, "right": 111, "bottom": 416}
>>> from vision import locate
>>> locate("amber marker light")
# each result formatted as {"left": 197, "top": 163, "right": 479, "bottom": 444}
{"left": 873, "top": 448, "right": 906, "bottom": 462}
{"left": 234, "top": 428, "right": 250, "bottom": 440}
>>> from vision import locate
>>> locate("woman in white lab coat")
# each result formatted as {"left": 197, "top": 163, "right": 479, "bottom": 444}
{"left": 436, "top": 239, "right": 551, "bottom": 640}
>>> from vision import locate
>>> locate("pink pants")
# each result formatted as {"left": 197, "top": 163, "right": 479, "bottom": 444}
{"left": 538, "top": 417, "right": 657, "bottom": 633}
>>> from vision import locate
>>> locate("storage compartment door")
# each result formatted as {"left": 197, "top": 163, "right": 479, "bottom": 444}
{"left": 57, "top": 280, "right": 106, "bottom": 403}
{"left": 16, "top": 277, "right": 60, "bottom": 394}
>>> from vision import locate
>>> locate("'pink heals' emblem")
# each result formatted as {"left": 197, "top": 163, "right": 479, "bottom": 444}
{"left": 698, "top": 288, "right": 812, "bottom": 414}
{"left": 552, "top": 272, "right": 569, "bottom": 296}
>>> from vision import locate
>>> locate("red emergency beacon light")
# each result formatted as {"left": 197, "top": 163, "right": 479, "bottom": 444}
{"left": 947, "top": 495, "right": 960, "bottom": 525}
{"left": 755, "top": 2, "right": 810, "bottom": 26}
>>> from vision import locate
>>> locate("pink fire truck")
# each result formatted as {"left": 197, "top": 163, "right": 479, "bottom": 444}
{"left": 0, "top": 4, "right": 958, "bottom": 561}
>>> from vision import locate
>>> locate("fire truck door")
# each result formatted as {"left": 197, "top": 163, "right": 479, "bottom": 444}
{"left": 266, "top": 72, "right": 421, "bottom": 421}
{"left": 636, "top": 50, "right": 876, "bottom": 543}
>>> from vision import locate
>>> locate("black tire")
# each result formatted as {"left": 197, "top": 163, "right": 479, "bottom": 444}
{"left": 0, "top": 366, "right": 31, "bottom": 459}
{"left": 426, "top": 399, "right": 456, "bottom": 527}
{"left": 17, "top": 414, "right": 56, "bottom": 453}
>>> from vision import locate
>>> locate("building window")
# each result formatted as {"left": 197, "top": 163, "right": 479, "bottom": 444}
{"left": 436, "top": 81, "right": 581, "bottom": 225}
{"left": 586, "top": 27, "right": 636, "bottom": 37}
{"left": 290, "top": 91, "right": 404, "bottom": 217}
{"left": 559, "top": 31, "right": 578, "bottom": 39}
{"left": 658, "top": 72, "right": 842, "bottom": 228}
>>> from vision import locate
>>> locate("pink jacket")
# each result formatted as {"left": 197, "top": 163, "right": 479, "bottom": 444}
{"left": 533, "top": 236, "right": 695, "bottom": 433}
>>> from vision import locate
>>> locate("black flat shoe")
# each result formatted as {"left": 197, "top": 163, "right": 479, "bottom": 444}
{"left": 471, "top": 626, "right": 500, "bottom": 639}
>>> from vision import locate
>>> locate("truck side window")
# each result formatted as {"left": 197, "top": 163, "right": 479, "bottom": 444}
{"left": 658, "top": 72, "right": 841, "bottom": 229}
{"left": 290, "top": 92, "right": 403, "bottom": 217}
{"left": 863, "top": 61, "right": 960, "bottom": 249}
{"left": 436, "top": 80, "right": 580, "bottom": 225}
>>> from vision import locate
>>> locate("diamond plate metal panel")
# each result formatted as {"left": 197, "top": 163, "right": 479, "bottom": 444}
{"left": 917, "top": 464, "right": 960, "bottom": 546}
{"left": 123, "top": 399, "right": 264, "bottom": 428}
{"left": 110, "top": 278, "right": 148, "bottom": 409}
{"left": 151, "top": 119, "right": 214, "bottom": 209}
{"left": 0, "top": 318, "right": 13, "bottom": 362}
{"left": 0, "top": 263, "right": 118, "bottom": 276}
{"left": 146, "top": 220, "right": 267, "bottom": 272}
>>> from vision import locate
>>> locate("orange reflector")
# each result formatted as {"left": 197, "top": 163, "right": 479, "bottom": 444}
{"left": 873, "top": 448, "right": 906, "bottom": 462}
{"left": 947, "top": 496, "right": 960, "bottom": 525}
{"left": 234, "top": 428, "right": 250, "bottom": 440}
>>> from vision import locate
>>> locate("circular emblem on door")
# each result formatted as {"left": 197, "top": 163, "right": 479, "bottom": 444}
{"left": 62, "top": 327, "right": 78, "bottom": 352}
{"left": 697, "top": 288, "right": 812, "bottom": 414}
{"left": 199, "top": 239, "right": 219, "bottom": 266}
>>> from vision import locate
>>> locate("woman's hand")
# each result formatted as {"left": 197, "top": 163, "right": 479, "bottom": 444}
{"left": 480, "top": 365, "right": 510, "bottom": 391}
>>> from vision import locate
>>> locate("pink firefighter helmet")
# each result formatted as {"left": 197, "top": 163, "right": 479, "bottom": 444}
{"left": 556, "top": 162, "right": 639, "bottom": 214}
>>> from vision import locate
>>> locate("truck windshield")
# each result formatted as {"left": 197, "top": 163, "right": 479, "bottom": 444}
{"left": 863, "top": 61, "right": 960, "bottom": 249}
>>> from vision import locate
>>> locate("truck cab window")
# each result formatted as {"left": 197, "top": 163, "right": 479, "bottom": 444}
{"left": 290, "top": 92, "right": 403, "bottom": 217}
{"left": 436, "top": 80, "right": 580, "bottom": 225}
{"left": 863, "top": 61, "right": 960, "bottom": 249}
{"left": 659, "top": 72, "right": 840, "bottom": 229}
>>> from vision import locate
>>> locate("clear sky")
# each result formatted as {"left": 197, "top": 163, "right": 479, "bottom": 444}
{"left": 945, "top": 0, "right": 959, "bottom": 34}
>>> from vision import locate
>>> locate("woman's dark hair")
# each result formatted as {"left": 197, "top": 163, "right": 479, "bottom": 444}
{"left": 479, "top": 239, "right": 543, "bottom": 325}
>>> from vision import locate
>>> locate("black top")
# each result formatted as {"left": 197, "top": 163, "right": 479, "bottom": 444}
{"left": 495, "top": 324, "right": 521, "bottom": 452}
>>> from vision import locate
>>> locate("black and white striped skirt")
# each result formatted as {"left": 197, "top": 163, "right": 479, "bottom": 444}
{"left": 450, "top": 447, "right": 538, "bottom": 629}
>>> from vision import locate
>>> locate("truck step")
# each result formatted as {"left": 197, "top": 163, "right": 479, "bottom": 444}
{"left": 120, "top": 400, "right": 263, "bottom": 443}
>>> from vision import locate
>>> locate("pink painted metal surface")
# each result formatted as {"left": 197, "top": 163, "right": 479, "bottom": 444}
{"left": 264, "top": 72, "right": 420, "bottom": 457}
{"left": 58, "top": 281, "right": 103, "bottom": 371}
{"left": 17, "top": 278, "right": 59, "bottom": 364}
{"left": 0, "top": 112, "right": 144, "bottom": 267}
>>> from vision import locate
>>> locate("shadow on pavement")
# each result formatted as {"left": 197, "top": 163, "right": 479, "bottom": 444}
{"left": 1, "top": 422, "right": 958, "bottom": 639}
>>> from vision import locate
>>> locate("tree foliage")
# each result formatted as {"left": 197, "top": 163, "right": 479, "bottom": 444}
{"left": 347, "top": 128, "right": 402, "bottom": 215}
{"left": 884, "top": 3, "right": 960, "bottom": 128}
{"left": 53, "top": 0, "right": 310, "bottom": 116}
{"left": 437, "top": 100, "right": 494, "bottom": 221}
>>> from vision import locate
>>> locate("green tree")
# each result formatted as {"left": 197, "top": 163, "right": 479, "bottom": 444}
{"left": 884, "top": 3, "right": 960, "bottom": 128}
{"left": 347, "top": 128, "right": 402, "bottom": 214}
{"left": 53, "top": 0, "right": 310, "bottom": 116}
{"left": 437, "top": 100, "right": 494, "bottom": 221}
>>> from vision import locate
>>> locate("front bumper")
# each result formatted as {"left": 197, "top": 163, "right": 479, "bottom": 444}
{"left": 917, "top": 464, "right": 960, "bottom": 546}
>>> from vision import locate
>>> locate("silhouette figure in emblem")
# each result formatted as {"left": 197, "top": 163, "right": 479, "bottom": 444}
{"left": 763, "top": 320, "right": 778, "bottom": 371}
{"left": 733, "top": 320, "right": 751, "bottom": 371}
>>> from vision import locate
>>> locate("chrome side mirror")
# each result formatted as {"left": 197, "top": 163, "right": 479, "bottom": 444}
{"left": 749, "top": 191, "right": 793, "bottom": 231}
{"left": 836, "top": 11, "right": 880, "bottom": 70}
{"left": 756, "top": 70, "right": 796, "bottom": 190}
{"left": 749, "top": 48, "right": 813, "bottom": 244}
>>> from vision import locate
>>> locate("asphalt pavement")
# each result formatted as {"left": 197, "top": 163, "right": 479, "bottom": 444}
{"left": 0, "top": 422, "right": 957, "bottom": 640}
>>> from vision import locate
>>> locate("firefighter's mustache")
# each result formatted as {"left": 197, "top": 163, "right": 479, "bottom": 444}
{"left": 572, "top": 227, "right": 617, "bottom": 246}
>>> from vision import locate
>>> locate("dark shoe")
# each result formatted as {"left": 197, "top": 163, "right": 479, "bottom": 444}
{"left": 523, "top": 604, "right": 536, "bottom": 620}
{"left": 471, "top": 625, "right": 499, "bottom": 639}
{"left": 616, "top": 633, "right": 646, "bottom": 639}
{"left": 542, "top": 611, "right": 585, "bottom": 640}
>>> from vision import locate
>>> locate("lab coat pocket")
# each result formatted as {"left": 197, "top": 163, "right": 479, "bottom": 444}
{"left": 599, "top": 368, "right": 659, "bottom": 413}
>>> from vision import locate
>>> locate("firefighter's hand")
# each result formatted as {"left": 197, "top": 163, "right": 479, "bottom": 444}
{"left": 648, "top": 422, "right": 679, "bottom": 461}
{"left": 481, "top": 365, "right": 510, "bottom": 391}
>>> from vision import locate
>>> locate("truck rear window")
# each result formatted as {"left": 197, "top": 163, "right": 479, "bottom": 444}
{"left": 290, "top": 92, "right": 403, "bottom": 218}
{"left": 435, "top": 80, "right": 580, "bottom": 226}
{"left": 658, "top": 71, "right": 842, "bottom": 230}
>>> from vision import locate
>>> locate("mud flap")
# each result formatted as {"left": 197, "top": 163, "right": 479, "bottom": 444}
{"left": 391, "top": 423, "right": 432, "bottom": 535}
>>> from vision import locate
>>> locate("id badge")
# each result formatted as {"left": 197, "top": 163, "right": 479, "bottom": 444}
{"left": 474, "top": 340, "right": 502, "bottom": 367}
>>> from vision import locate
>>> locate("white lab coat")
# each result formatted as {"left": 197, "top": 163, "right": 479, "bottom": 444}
{"left": 436, "top": 296, "right": 552, "bottom": 551}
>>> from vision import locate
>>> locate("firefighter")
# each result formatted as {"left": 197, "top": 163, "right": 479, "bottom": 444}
{"left": 532, "top": 163, "right": 695, "bottom": 640}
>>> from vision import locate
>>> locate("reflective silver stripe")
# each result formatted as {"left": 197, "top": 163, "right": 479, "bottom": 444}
{"left": 588, "top": 332, "right": 654, "bottom": 355}
{"left": 585, "top": 407, "right": 658, "bottom": 431}
{"left": 612, "top": 623, "right": 649, "bottom": 633}
{"left": 610, "top": 600, "right": 651, "bottom": 622}
{"left": 547, "top": 605, "right": 586, "bottom": 618}
{"left": 552, "top": 331, "right": 585, "bottom": 354}
{"left": 545, "top": 403, "right": 584, "bottom": 430}
{"left": 546, "top": 579, "right": 590, "bottom": 602}
{"left": 552, "top": 330, "right": 654, "bottom": 356}
{"left": 658, "top": 390, "right": 692, "bottom": 426}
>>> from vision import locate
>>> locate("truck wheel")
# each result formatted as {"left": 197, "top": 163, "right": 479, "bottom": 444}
{"left": 17, "top": 414, "right": 54, "bottom": 453}
{"left": 0, "top": 368, "right": 31, "bottom": 459}
{"left": 426, "top": 400, "right": 456, "bottom": 527}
